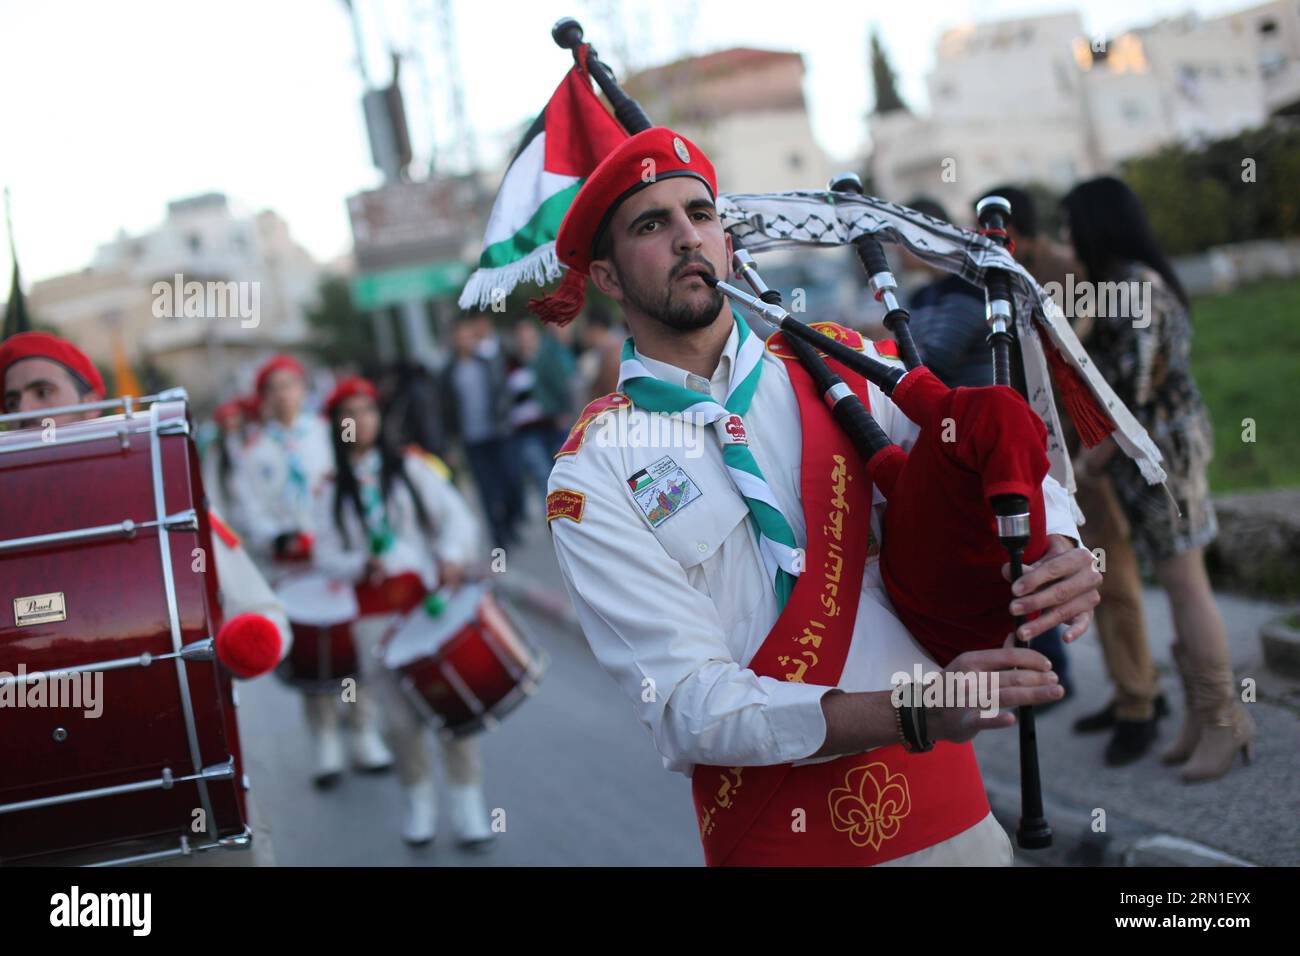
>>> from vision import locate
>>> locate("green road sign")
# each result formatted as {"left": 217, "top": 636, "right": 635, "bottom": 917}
{"left": 350, "top": 261, "right": 470, "bottom": 310}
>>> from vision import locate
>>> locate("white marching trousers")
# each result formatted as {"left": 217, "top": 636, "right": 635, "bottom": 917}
{"left": 350, "top": 614, "right": 483, "bottom": 788}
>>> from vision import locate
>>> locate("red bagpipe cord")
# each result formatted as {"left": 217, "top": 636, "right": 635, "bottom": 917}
{"left": 867, "top": 368, "right": 1051, "bottom": 667}
{"left": 1039, "top": 331, "right": 1116, "bottom": 448}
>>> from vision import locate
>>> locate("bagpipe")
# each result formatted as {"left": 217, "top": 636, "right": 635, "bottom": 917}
{"left": 548, "top": 18, "right": 1167, "bottom": 850}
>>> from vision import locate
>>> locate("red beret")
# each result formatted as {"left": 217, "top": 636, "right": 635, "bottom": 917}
{"left": 254, "top": 354, "right": 306, "bottom": 394}
{"left": 212, "top": 397, "right": 245, "bottom": 425}
{"left": 325, "top": 375, "right": 378, "bottom": 418}
{"left": 528, "top": 127, "right": 717, "bottom": 327}
{"left": 0, "top": 331, "right": 106, "bottom": 399}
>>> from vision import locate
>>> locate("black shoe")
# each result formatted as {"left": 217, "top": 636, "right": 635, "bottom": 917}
{"left": 1104, "top": 718, "right": 1159, "bottom": 766}
{"left": 1073, "top": 694, "right": 1169, "bottom": 734}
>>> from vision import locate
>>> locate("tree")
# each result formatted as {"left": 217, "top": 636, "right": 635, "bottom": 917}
{"left": 870, "top": 30, "right": 908, "bottom": 115}
{"left": 304, "top": 274, "right": 377, "bottom": 368}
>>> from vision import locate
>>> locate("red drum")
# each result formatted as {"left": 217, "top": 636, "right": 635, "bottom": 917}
{"left": 274, "top": 572, "right": 360, "bottom": 692}
{"left": 0, "top": 395, "right": 250, "bottom": 865}
{"left": 381, "top": 582, "right": 545, "bottom": 737}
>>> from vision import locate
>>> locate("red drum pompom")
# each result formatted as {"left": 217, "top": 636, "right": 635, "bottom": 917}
{"left": 216, "top": 613, "right": 283, "bottom": 679}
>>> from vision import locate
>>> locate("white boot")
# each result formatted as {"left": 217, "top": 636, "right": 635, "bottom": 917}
{"left": 401, "top": 779, "right": 438, "bottom": 847}
{"left": 313, "top": 726, "right": 345, "bottom": 789}
{"left": 447, "top": 783, "right": 495, "bottom": 848}
{"left": 349, "top": 725, "right": 394, "bottom": 773}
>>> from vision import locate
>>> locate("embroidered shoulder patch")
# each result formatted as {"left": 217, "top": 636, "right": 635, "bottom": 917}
{"left": 764, "top": 322, "right": 867, "bottom": 359}
{"left": 547, "top": 489, "right": 586, "bottom": 524}
{"left": 628, "top": 456, "right": 702, "bottom": 528}
{"left": 555, "top": 392, "right": 631, "bottom": 459}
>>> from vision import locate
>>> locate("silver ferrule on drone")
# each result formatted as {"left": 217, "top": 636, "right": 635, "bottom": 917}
{"left": 986, "top": 296, "right": 1012, "bottom": 336}
{"left": 732, "top": 249, "right": 774, "bottom": 301}
{"left": 995, "top": 512, "right": 1032, "bottom": 540}
{"left": 713, "top": 277, "right": 787, "bottom": 326}
{"left": 870, "top": 271, "right": 902, "bottom": 313}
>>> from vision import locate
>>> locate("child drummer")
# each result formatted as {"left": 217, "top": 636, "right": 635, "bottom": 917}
{"left": 312, "top": 375, "right": 495, "bottom": 848}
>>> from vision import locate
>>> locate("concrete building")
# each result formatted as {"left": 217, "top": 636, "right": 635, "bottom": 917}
{"left": 868, "top": 4, "right": 1300, "bottom": 220}
{"left": 28, "top": 193, "right": 322, "bottom": 405}
{"left": 625, "top": 48, "right": 834, "bottom": 195}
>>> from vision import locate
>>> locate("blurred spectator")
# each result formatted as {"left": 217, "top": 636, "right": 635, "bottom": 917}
{"left": 508, "top": 318, "right": 575, "bottom": 506}
{"left": 978, "top": 184, "right": 1076, "bottom": 290}
{"left": 379, "top": 360, "right": 449, "bottom": 459}
{"left": 576, "top": 308, "right": 624, "bottom": 403}
{"left": 899, "top": 197, "right": 992, "bottom": 388}
{"left": 1061, "top": 176, "right": 1253, "bottom": 782}
{"left": 439, "top": 315, "right": 522, "bottom": 548}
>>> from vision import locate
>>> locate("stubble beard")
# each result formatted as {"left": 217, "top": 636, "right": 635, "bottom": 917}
{"left": 616, "top": 257, "right": 723, "bottom": 332}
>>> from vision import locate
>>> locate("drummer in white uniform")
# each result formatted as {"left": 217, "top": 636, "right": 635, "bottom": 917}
{"left": 534, "top": 129, "right": 1103, "bottom": 866}
{"left": 312, "top": 375, "right": 494, "bottom": 848}
{"left": 0, "top": 331, "right": 293, "bottom": 866}
{"left": 233, "top": 354, "right": 394, "bottom": 786}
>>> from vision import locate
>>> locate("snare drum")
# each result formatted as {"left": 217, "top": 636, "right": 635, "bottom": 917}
{"left": 0, "top": 395, "right": 249, "bottom": 866}
{"left": 381, "top": 582, "right": 545, "bottom": 737}
{"left": 273, "top": 572, "right": 361, "bottom": 692}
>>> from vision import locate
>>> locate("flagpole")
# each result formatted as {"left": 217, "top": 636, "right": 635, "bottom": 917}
{"left": 551, "top": 18, "right": 652, "bottom": 135}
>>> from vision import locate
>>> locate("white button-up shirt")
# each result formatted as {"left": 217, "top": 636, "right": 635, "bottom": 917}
{"left": 549, "top": 321, "right": 1078, "bottom": 776}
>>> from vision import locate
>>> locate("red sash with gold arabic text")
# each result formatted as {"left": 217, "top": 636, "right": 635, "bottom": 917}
{"left": 689, "top": 325, "right": 988, "bottom": 866}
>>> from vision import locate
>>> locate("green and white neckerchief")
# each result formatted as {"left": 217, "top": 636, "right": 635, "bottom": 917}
{"left": 265, "top": 416, "right": 310, "bottom": 509}
{"left": 618, "top": 309, "right": 801, "bottom": 607}
{"left": 355, "top": 448, "right": 395, "bottom": 556}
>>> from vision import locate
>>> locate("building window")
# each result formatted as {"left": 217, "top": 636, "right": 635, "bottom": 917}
{"left": 788, "top": 152, "right": 803, "bottom": 171}
{"left": 187, "top": 233, "right": 202, "bottom": 252}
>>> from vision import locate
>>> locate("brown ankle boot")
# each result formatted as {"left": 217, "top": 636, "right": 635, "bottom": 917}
{"left": 1161, "top": 643, "right": 1202, "bottom": 765}
{"left": 1181, "top": 659, "right": 1256, "bottom": 783}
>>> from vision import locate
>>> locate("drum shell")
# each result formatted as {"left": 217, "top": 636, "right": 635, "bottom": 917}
{"left": 0, "top": 404, "right": 247, "bottom": 864}
{"left": 394, "top": 591, "right": 540, "bottom": 736}
{"left": 276, "top": 619, "right": 359, "bottom": 691}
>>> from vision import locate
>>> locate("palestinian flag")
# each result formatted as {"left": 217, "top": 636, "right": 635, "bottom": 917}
{"left": 458, "top": 44, "right": 627, "bottom": 311}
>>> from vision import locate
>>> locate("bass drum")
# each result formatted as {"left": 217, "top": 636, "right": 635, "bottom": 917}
{"left": 0, "top": 397, "right": 249, "bottom": 865}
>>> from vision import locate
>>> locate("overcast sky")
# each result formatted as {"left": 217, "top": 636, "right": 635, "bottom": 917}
{"left": 0, "top": 0, "right": 1254, "bottom": 284}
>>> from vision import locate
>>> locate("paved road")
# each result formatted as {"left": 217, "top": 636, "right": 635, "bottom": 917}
{"left": 237, "top": 515, "right": 703, "bottom": 866}
{"left": 238, "top": 498, "right": 1298, "bottom": 866}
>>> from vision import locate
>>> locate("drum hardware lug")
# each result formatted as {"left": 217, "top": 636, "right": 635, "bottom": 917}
{"left": 218, "top": 826, "right": 253, "bottom": 851}
{"left": 178, "top": 834, "right": 192, "bottom": 856}
{"left": 156, "top": 386, "right": 189, "bottom": 403}
{"left": 164, "top": 509, "right": 199, "bottom": 532}
{"left": 138, "top": 652, "right": 155, "bottom": 667}
{"left": 157, "top": 418, "right": 190, "bottom": 437}
{"left": 52, "top": 726, "right": 68, "bottom": 742}
{"left": 116, "top": 425, "right": 131, "bottom": 451}
{"left": 180, "top": 637, "right": 215, "bottom": 662}
{"left": 122, "top": 395, "right": 135, "bottom": 419}
{"left": 200, "top": 759, "right": 237, "bottom": 782}
{"left": 120, "top": 518, "right": 137, "bottom": 538}
{"left": 160, "top": 767, "right": 176, "bottom": 789}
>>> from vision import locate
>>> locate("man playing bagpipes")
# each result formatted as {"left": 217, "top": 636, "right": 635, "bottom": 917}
{"left": 534, "top": 128, "right": 1105, "bottom": 866}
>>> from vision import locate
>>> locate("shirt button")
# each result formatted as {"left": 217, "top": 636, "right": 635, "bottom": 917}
{"left": 696, "top": 541, "right": 709, "bottom": 554}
